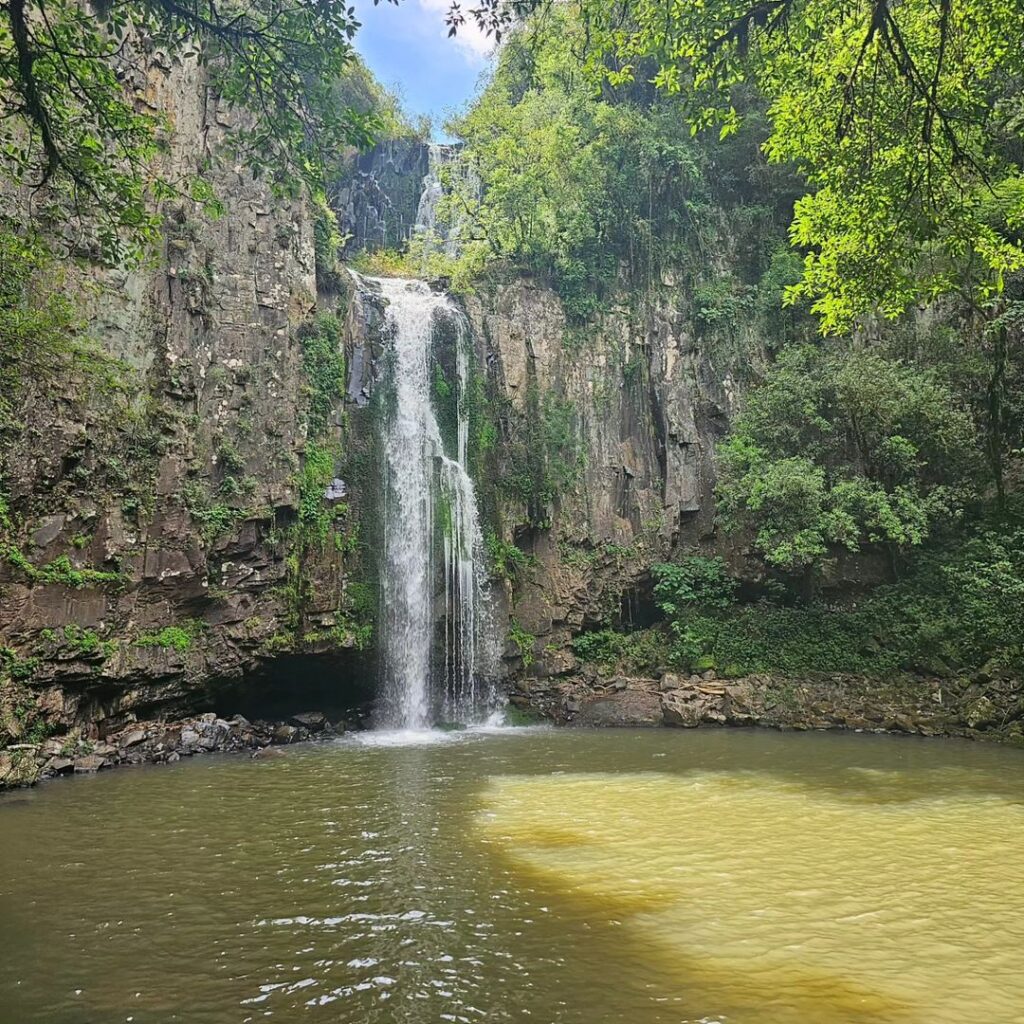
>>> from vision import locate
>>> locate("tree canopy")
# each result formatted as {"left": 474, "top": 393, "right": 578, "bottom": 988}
{"left": 443, "top": 14, "right": 708, "bottom": 316}
{"left": 0, "top": 0, "right": 385, "bottom": 263}
{"left": 450, "top": 0, "right": 1024, "bottom": 335}
{"left": 717, "top": 343, "right": 981, "bottom": 575}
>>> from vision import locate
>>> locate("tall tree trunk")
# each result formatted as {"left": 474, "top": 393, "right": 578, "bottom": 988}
{"left": 987, "top": 319, "right": 1007, "bottom": 512}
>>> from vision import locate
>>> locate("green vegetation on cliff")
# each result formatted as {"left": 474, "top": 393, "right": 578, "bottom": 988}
{"left": 273, "top": 306, "right": 373, "bottom": 656}
{"left": 501, "top": 384, "right": 586, "bottom": 527}
{"left": 441, "top": 12, "right": 797, "bottom": 318}
{"left": 454, "top": 0, "right": 1024, "bottom": 333}
{"left": 718, "top": 344, "right": 984, "bottom": 577}
{"left": 571, "top": 515, "right": 1024, "bottom": 683}
{"left": 649, "top": 517, "right": 1024, "bottom": 679}
{"left": 0, "top": 0, "right": 392, "bottom": 264}
{"left": 0, "top": 229, "right": 130, "bottom": 439}
{"left": 452, "top": 3, "right": 1023, "bottom": 690}
{"left": 298, "top": 313, "right": 347, "bottom": 438}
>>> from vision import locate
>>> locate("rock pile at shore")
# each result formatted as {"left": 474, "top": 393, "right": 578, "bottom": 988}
{"left": 0, "top": 711, "right": 348, "bottom": 788}
{"left": 512, "top": 668, "right": 1024, "bottom": 744}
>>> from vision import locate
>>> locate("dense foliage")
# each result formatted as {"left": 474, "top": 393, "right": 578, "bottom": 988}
{"left": 0, "top": 0, "right": 386, "bottom": 263}
{"left": 570, "top": 516, "right": 1024, "bottom": 681}
{"left": 455, "top": 0, "right": 1024, "bottom": 338}
{"left": 571, "top": 627, "right": 667, "bottom": 676}
{"left": 717, "top": 343, "right": 983, "bottom": 575}
{"left": 646, "top": 518, "right": 1024, "bottom": 679}
{"left": 441, "top": 12, "right": 799, "bottom": 316}
{"left": 651, "top": 558, "right": 737, "bottom": 614}
{"left": 440, "top": 3, "right": 1024, "bottom": 691}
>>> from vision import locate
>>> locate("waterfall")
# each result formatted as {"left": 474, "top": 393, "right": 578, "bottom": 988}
{"left": 372, "top": 276, "right": 496, "bottom": 730}
{"left": 412, "top": 144, "right": 481, "bottom": 261}
{"left": 413, "top": 143, "right": 446, "bottom": 243}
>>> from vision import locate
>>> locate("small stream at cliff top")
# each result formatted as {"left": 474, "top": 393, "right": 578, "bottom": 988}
{"left": 2, "top": 729, "right": 1024, "bottom": 1024}
{"left": 370, "top": 272, "right": 497, "bottom": 731}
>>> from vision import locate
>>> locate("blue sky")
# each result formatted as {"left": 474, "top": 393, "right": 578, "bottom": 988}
{"left": 351, "top": 1, "right": 495, "bottom": 137}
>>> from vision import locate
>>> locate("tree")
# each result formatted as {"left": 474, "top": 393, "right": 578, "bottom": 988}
{"left": 716, "top": 344, "right": 980, "bottom": 582}
{"left": 452, "top": 1, "right": 1024, "bottom": 334}
{"left": 453, "top": 0, "right": 1024, "bottom": 511}
{"left": 442, "top": 10, "right": 740, "bottom": 315}
{"left": 0, "top": 0, "right": 384, "bottom": 263}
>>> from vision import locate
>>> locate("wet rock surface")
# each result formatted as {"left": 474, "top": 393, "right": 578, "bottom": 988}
{"left": 336, "top": 139, "right": 431, "bottom": 253}
{"left": 0, "top": 45, "right": 377, "bottom": 752}
{"left": 569, "top": 688, "right": 663, "bottom": 728}
{"left": 519, "top": 670, "right": 1024, "bottom": 744}
{"left": 2, "top": 711, "right": 356, "bottom": 789}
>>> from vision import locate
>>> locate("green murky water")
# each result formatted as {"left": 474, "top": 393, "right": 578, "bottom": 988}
{"left": 1, "top": 727, "right": 1023, "bottom": 1023}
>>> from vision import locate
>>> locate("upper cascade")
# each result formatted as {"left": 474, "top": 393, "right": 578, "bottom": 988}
{"left": 413, "top": 143, "right": 450, "bottom": 242}
{"left": 412, "top": 143, "right": 480, "bottom": 263}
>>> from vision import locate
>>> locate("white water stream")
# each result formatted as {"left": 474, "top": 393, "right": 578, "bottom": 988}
{"left": 412, "top": 143, "right": 481, "bottom": 263}
{"left": 372, "top": 276, "right": 496, "bottom": 729}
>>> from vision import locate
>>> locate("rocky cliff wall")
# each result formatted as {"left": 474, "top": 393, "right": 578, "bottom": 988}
{"left": 0, "top": 51, "right": 377, "bottom": 751}
{"left": 462, "top": 272, "right": 758, "bottom": 678}
{"left": 0, "top": 61, "right": 896, "bottom": 762}
{"left": 2, "top": 107, "right": 782, "bottom": 753}
{"left": 336, "top": 140, "right": 431, "bottom": 254}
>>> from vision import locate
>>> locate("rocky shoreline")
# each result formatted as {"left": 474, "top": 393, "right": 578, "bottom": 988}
{"left": 514, "top": 669, "right": 1024, "bottom": 745}
{"left": 4, "top": 670, "right": 1022, "bottom": 790}
{"left": 0, "top": 710, "right": 350, "bottom": 789}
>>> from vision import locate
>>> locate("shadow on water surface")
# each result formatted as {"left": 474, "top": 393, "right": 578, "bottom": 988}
{"left": 480, "top": 726, "right": 1024, "bottom": 807}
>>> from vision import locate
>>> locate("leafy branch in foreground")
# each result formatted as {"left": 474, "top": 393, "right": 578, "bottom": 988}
{"left": 452, "top": 1, "right": 1024, "bottom": 336}
{"left": 0, "top": 0, "right": 383, "bottom": 264}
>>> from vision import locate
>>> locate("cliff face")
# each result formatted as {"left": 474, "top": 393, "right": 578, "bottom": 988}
{"left": 1, "top": 102, "right": 770, "bottom": 749}
{"left": 336, "top": 140, "right": 431, "bottom": 254}
{"left": 6, "top": 80, "right": 1002, "bottom": 775}
{"left": 0, "top": 93, "right": 805, "bottom": 756}
{"left": 462, "top": 274, "right": 750, "bottom": 677}
{"left": 0, "top": 53, "right": 376, "bottom": 750}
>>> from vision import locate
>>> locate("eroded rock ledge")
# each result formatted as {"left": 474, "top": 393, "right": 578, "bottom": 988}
{"left": 514, "top": 670, "right": 1024, "bottom": 744}
{"left": 0, "top": 710, "right": 351, "bottom": 789}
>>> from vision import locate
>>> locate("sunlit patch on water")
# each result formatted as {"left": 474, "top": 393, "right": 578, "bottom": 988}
{"left": 475, "top": 768, "right": 1024, "bottom": 1024}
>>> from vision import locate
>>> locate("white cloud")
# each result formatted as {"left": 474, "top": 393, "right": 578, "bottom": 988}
{"left": 417, "top": 0, "right": 494, "bottom": 65}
